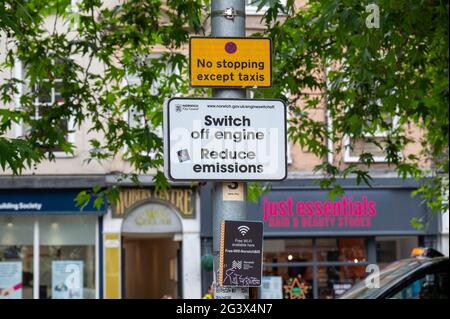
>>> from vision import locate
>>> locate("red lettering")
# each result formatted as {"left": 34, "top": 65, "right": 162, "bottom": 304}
{"left": 342, "top": 197, "right": 347, "bottom": 215}
{"left": 314, "top": 201, "right": 322, "bottom": 215}
{"left": 268, "top": 217, "right": 291, "bottom": 227}
{"left": 363, "top": 195, "right": 368, "bottom": 215}
{"left": 348, "top": 196, "right": 353, "bottom": 215}
{"left": 296, "top": 202, "right": 305, "bottom": 216}
{"left": 263, "top": 197, "right": 270, "bottom": 221}
{"left": 279, "top": 201, "right": 287, "bottom": 216}
{"left": 323, "top": 202, "right": 331, "bottom": 216}
{"left": 354, "top": 201, "right": 362, "bottom": 216}
{"left": 333, "top": 201, "right": 341, "bottom": 216}
{"left": 306, "top": 201, "right": 314, "bottom": 216}
{"left": 287, "top": 197, "right": 294, "bottom": 216}
{"left": 368, "top": 201, "right": 376, "bottom": 216}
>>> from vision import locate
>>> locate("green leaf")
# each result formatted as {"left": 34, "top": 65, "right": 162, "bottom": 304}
{"left": 93, "top": 184, "right": 102, "bottom": 194}
{"left": 327, "top": 185, "right": 344, "bottom": 202}
{"left": 411, "top": 217, "right": 425, "bottom": 231}
{"left": 153, "top": 171, "right": 170, "bottom": 191}
{"left": 93, "top": 196, "right": 105, "bottom": 210}
{"left": 75, "top": 191, "right": 90, "bottom": 211}
{"left": 247, "top": 182, "right": 271, "bottom": 203}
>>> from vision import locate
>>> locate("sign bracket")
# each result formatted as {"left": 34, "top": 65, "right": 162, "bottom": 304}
{"left": 211, "top": 8, "right": 245, "bottom": 20}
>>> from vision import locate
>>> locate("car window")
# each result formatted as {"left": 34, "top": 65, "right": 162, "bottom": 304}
{"left": 340, "top": 259, "right": 423, "bottom": 299}
{"left": 388, "top": 270, "right": 449, "bottom": 299}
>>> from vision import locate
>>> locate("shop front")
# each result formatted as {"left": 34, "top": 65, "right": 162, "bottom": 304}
{"left": 0, "top": 189, "right": 105, "bottom": 299}
{"left": 102, "top": 187, "right": 202, "bottom": 299}
{"left": 200, "top": 178, "right": 439, "bottom": 299}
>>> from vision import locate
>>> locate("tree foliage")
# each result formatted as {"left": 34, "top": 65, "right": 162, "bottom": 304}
{"left": 255, "top": 0, "right": 448, "bottom": 215}
{"left": 1, "top": 0, "right": 208, "bottom": 204}
{"left": 0, "top": 0, "right": 448, "bottom": 217}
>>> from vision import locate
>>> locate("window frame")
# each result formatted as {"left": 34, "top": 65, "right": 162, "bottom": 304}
{"left": 121, "top": 53, "right": 176, "bottom": 160}
{"left": 13, "top": 60, "right": 76, "bottom": 158}
{"left": 343, "top": 115, "right": 401, "bottom": 163}
{"left": 122, "top": 101, "right": 163, "bottom": 160}
{"left": 324, "top": 63, "right": 402, "bottom": 164}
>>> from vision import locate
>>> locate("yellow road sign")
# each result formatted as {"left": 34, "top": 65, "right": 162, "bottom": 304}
{"left": 189, "top": 37, "right": 272, "bottom": 88}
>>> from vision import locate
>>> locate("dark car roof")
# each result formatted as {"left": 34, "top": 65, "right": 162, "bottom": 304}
{"left": 340, "top": 257, "right": 449, "bottom": 299}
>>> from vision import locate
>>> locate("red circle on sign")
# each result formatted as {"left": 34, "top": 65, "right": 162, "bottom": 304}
{"left": 225, "top": 42, "right": 237, "bottom": 54}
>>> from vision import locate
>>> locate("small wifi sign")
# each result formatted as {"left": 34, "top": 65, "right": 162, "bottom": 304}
{"left": 219, "top": 220, "right": 263, "bottom": 287}
{"left": 237, "top": 225, "right": 250, "bottom": 236}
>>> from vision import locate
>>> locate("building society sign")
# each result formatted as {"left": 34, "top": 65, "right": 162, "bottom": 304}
{"left": 164, "top": 98, "right": 287, "bottom": 181}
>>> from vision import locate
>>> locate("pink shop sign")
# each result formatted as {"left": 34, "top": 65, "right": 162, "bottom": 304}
{"left": 262, "top": 196, "right": 377, "bottom": 229}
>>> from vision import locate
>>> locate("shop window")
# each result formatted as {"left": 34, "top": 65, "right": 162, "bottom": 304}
{"left": 39, "top": 215, "right": 96, "bottom": 299}
{"left": 317, "top": 265, "right": 366, "bottom": 299}
{"left": 263, "top": 239, "right": 313, "bottom": 263}
{"left": 0, "top": 216, "right": 34, "bottom": 299}
{"left": 315, "top": 238, "right": 368, "bottom": 298}
{"left": 261, "top": 238, "right": 369, "bottom": 299}
{"left": 376, "top": 240, "right": 397, "bottom": 267}
{"left": 376, "top": 236, "right": 419, "bottom": 269}
{"left": 0, "top": 215, "right": 97, "bottom": 299}
{"left": 316, "top": 238, "right": 368, "bottom": 263}
{"left": 262, "top": 239, "right": 314, "bottom": 299}
{"left": 263, "top": 266, "right": 314, "bottom": 299}
{"left": 14, "top": 60, "right": 75, "bottom": 157}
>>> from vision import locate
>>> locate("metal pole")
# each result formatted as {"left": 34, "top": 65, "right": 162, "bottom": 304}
{"left": 211, "top": 0, "right": 249, "bottom": 299}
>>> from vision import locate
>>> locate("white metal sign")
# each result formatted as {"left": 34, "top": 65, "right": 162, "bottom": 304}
{"left": 164, "top": 98, "right": 287, "bottom": 181}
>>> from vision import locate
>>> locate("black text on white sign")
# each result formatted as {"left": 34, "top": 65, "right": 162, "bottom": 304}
{"left": 164, "top": 98, "right": 287, "bottom": 181}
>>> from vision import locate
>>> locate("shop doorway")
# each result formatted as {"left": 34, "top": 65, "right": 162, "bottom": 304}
{"left": 122, "top": 236, "right": 181, "bottom": 299}
{"left": 120, "top": 200, "right": 184, "bottom": 299}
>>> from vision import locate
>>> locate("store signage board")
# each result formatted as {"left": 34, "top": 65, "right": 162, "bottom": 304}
{"left": 0, "top": 190, "right": 106, "bottom": 215}
{"left": 189, "top": 37, "right": 272, "bottom": 88}
{"left": 163, "top": 98, "right": 287, "bottom": 181}
{"left": 218, "top": 220, "right": 263, "bottom": 287}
